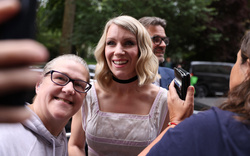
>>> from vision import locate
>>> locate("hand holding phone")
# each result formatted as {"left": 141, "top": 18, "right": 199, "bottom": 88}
{"left": 0, "top": 0, "right": 37, "bottom": 107}
{"left": 174, "top": 67, "right": 190, "bottom": 100}
{"left": 0, "top": 0, "right": 48, "bottom": 123}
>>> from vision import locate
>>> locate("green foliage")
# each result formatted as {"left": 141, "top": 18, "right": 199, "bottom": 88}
{"left": 71, "top": 0, "right": 216, "bottom": 62}
{"left": 39, "top": 0, "right": 64, "bottom": 30}
{"left": 36, "top": 0, "right": 250, "bottom": 64}
{"left": 36, "top": 0, "right": 65, "bottom": 59}
{"left": 194, "top": 0, "right": 250, "bottom": 62}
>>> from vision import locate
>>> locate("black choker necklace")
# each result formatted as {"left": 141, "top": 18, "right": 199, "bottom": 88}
{"left": 112, "top": 75, "right": 138, "bottom": 84}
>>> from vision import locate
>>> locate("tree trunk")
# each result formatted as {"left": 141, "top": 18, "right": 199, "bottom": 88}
{"left": 59, "top": 0, "right": 76, "bottom": 54}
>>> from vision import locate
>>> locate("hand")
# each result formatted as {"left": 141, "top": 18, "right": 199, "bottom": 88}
{"left": 167, "top": 80, "right": 195, "bottom": 124}
{"left": 0, "top": 0, "right": 49, "bottom": 123}
{"left": 0, "top": 0, "right": 20, "bottom": 23}
{"left": 0, "top": 40, "right": 48, "bottom": 94}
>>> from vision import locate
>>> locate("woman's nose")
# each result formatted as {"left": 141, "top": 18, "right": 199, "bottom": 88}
{"left": 62, "top": 82, "right": 75, "bottom": 95}
{"left": 114, "top": 44, "right": 125, "bottom": 55}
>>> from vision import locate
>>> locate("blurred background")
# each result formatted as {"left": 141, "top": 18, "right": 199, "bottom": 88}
{"left": 36, "top": 0, "right": 250, "bottom": 65}
{"left": 35, "top": 0, "right": 250, "bottom": 110}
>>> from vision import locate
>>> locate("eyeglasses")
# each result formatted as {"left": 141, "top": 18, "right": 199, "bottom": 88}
{"left": 45, "top": 70, "right": 92, "bottom": 93}
{"left": 151, "top": 35, "right": 169, "bottom": 46}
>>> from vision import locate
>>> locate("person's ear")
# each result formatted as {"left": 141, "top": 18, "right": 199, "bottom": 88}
{"left": 35, "top": 81, "right": 42, "bottom": 94}
{"left": 246, "top": 58, "right": 250, "bottom": 70}
{"left": 247, "top": 58, "right": 250, "bottom": 78}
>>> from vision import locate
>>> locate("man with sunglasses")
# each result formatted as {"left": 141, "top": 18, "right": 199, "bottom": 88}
{"left": 139, "top": 16, "right": 174, "bottom": 89}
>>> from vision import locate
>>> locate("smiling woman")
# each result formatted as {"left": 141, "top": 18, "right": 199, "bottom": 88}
{"left": 0, "top": 54, "right": 90, "bottom": 156}
{"left": 94, "top": 15, "right": 158, "bottom": 88}
{"left": 105, "top": 24, "right": 139, "bottom": 81}
{"left": 68, "top": 15, "right": 170, "bottom": 156}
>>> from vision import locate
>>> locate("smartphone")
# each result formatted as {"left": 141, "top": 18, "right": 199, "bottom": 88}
{"left": 0, "top": 0, "right": 38, "bottom": 106}
{"left": 174, "top": 67, "right": 190, "bottom": 100}
{"left": 0, "top": 0, "right": 37, "bottom": 40}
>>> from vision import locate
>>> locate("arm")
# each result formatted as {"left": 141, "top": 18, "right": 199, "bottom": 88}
{"left": 160, "top": 111, "right": 169, "bottom": 133}
{"left": 139, "top": 81, "right": 195, "bottom": 156}
{"left": 68, "top": 109, "right": 86, "bottom": 156}
{"left": 139, "top": 125, "right": 175, "bottom": 156}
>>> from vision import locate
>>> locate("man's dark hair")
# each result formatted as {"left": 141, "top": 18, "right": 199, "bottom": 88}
{"left": 138, "top": 16, "right": 167, "bottom": 28}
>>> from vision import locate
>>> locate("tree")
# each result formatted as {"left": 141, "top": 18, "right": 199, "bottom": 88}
{"left": 72, "top": 0, "right": 215, "bottom": 64}
{"left": 36, "top": 0, "right": 250, "bottom": 64}
{"left": 193, "top": 0, "right": 250, "bottom": 62}
{"left": 59, "top": 0, "right": 76, "bottom": 55}
{"left": 36, "top": 0, "right": 64, "bottom": 59}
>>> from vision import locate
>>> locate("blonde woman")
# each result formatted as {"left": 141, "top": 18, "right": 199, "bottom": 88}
{"left": 69, "top": 15, "right": 170, "bottom": 156}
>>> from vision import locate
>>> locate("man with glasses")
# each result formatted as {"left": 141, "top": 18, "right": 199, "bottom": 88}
{"left": 139, "top": 16, "right": 174, "bottom": 89}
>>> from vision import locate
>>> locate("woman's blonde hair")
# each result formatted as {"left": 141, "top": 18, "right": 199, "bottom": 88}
{"left": 94, "top": 15, "right": 158, "bottom": 89}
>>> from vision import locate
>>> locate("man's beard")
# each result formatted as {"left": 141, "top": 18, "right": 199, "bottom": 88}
{"left": 153, "top": 47, "right": 165, "bottom": 63}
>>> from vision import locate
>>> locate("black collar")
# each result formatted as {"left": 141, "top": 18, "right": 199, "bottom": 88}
{"left": 112, "top": 75, "right": 138, "bottom": 84}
